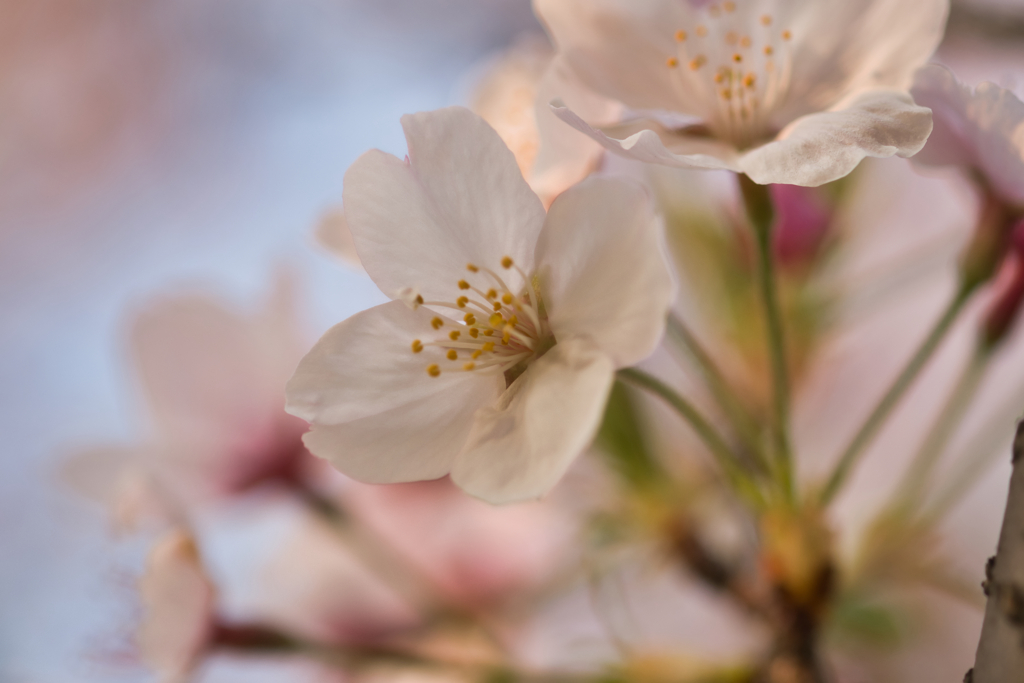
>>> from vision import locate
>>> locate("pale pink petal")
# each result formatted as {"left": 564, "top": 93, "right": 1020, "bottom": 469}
{"left": 536, "top": 177, "right": 674, "bottom": 367}
{"left": 344, "top": 478, "right": 572, "bottom": 605}
{"left": 253, "top": 514, "right": 418, "bottom": 644}
{"left": 738, "top": 89, "right": 933, "bottom": 187}
{"left": 778, "top": 0, "right": 949, "bottom": 121}
{"left": 451, "top": 338, "right": 614, "bottom": 504}
{"left": 287, "top": 301, "right": 502, "bottom": 484}
{"left": 912, "top": 64, "right": 1024, "bottom": 206}
{"left": 138, "top": 530, "right": 215, "bottom": 682}
{"left": 343, "top": 107, "right": 546, "bottom": 303}
{"left": 132, "top": 284, "right": 299, "bottom": 457}
{"left": 550, "top": 103, "right": 741, "bottom": 171}
{"left": 531, "top": 56, "right": 620, "bottom": 203}
{"left": 534, "top": 0, "right": 693, "bottom": 114}
{"left": 314, "top": 207, "right": 364, "bottom": 271}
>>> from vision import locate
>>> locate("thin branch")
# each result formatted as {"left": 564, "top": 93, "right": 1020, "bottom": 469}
{"left": 819, "top": 285, "right": 972, "bottom": 505}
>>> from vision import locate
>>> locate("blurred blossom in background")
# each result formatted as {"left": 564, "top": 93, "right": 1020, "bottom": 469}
{"left": 5, "top": 0, "right": 1024, "bottom": 682}
{"left": 0, "top": 1, "right": 540, "bottom": 680}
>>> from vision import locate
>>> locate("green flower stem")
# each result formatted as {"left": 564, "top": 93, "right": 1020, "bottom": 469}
{"left": 739, "top": 175, "right": 794, "bottom": 503}
{"left": 819, "top": 284, "right": 973, "bottom": 506}
{"left": 666, "top": 312, "right": 768, "bottom": 472}
{"left": 895, "top": 343, "right": 990, "bottom": 509}
{"left": 618, "top": 367, "right": 764, "bottom": 507}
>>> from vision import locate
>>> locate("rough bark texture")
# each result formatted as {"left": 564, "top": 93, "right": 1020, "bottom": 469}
{"left": 971, "top": 420, "right": 1024, "bottom": 682}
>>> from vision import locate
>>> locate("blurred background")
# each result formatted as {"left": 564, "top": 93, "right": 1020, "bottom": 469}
{"left": 0, "top": 2, "right": 541, "bottom": 681}
{"left": 3, "top": 1, "right": 1024, "bottom": 682}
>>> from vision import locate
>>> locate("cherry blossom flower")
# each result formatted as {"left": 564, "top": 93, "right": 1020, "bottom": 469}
{"left": 286, "top": 106, "right": 674, "bottom": 504}
{"left": 470, "top": 35, "right": 616, "bottom": 207}
{"left": 137, "top": 529, "right": 216, "bottom": 683}
{"left": 910, "top": 64, "right": 1024, "bottom": 209}
{"left": 65, "top": 275, "right": 319, "bottom": 527}
{"left": 534, "top": 0, "right": 946, "bottom": 186}
{"left": 344, "top": 477, "right": 575, "bottom": 606}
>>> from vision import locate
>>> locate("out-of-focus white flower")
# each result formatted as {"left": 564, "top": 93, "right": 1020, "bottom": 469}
{"left": 534, "top": 0, "right": 945, "bottom": 186}
{"left": 66, "top": 274, "right": 318, "bottom": 527}
{"left": 286, "top": 106, "right": 674, "bottom": 504}
{"left": 470, "top": 35, "right": 615, "bottom": 206}
{"left": 345, "top": 477, "right": 574, "bottom": 606}
{"left": 252, "top": 512, "right": 420, "bottom": 645}
{"left": 911, "top": 64, "right": 1024, "bottom": 208}
{"left": 138, "top": 529, "right": 216, "bottom": 683}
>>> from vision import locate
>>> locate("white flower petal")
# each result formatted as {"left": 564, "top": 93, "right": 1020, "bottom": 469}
{"left": 912, "top": 64, "right": 1024, "bottom": 207}
{"left": 551, "top": 102, "right": 741, "bottom": 171}
{"left": 287, "top": 300, "right": 502, "bottom": 484}
{"left": 343, "top": 107, "right": 546, "bottom": 303}
{"left": 739, "top": 90, "right": 933, "bottom": 187}
{"left": 780, "top": 0, "right": 949, "bottom": 121}
{"left": 138, "top": 530, "right": 215, "bottom": 682}
{"left": 537, "top": 177, "right": 674, "bottom": 367}
{"left": 132, "top": 289, "right": 299, "bottom": 452}
{"left": 531, "top": 56, "right": 619, "bottom": 204}
{"left": 534, "top": 0, "right": 692, "bottom": 114}
{"left": 451, "top": 338, "right": 614, "bottom": 504}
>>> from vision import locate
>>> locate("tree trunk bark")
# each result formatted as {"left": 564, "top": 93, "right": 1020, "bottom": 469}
{"left": 970, "top": 420, "right": 1024, "bottom": 682}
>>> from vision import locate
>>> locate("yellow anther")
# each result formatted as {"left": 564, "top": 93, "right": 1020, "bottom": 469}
{"left": 456, "top": 296, "right": 469, "bottom": 308}
{"left": 472, "top": 350, "right": 483, "bottom": 359}
{"left": 493, "top": 301, "right": 502, "bottom": 311}
{"left": 695, "top": 25, "right": 708, "bottom": 37}
{"left": 483, "top": 329, "right": 495, "bottom": 337}
{"left": 485, "top": 288, "right": 497, "bottom": 300}
{"left": 507, "top": 315, "right": 518, "bottom": 326}
{"left": 489, "top": 313, "right": 504, "bottom": 327}
{"left": 482, "top": 341, "right": 496, "bottom": 352}
{"left": 469, "top": 328, "right": 480, "bottom": 338}
{"left": 740, "top": 36, "right": 752, "bottom": 48}
{"left": 760, "top": 14, "right": 772, "bottom": 26}
{"left": 415, "top": 294, "right": 424, "bottom": 305}
{"left": 743, "top": 73, "right": 757, "bottom": 88}
{"left": 463, "top": 362, "right": 476, "bottom": 371}
{"left": 501, "top": 256, "right": 514, "bottom": 269}
{"left": 431, "top": 317, "right": 444, "bottom": 330}
{"left": 721, "top": 89, "right": 733, "bottom": 100}
{"left": 447, "top": 349, "right": 458, "bottom": 360}
{"left": 502, "top": 293, "right": 513, "bottom": 305}
{"left": 764, "top": 45, "right": 774, "bottom": 56}
{"left": 458, "top": 280, "right": 471, "bottom": 290}
{"left": 666, "top": 57, "right": 679, "bottom": 68}
{"left": 675, "top": 30, "right": 687, "bottom": 42}
{"left": 689, "top": 55, "right": 707, "bottom": 70}
{"left": 411, "top": 339, "right": 423, "bottom": 353}
{"left": 723, "top": 1, "right": 735, "bottom": 12}
{"left": 449, "top": 330, "right": 461, "bottom": 341}
{"left": 466, "top": 263, "right": 479, "bottom": 273}
{"left": 781, "top": 29, "right": 792, "bottom": 41}
{"left": 732, "top": 53, "right": 743, "bottom": 63}
{"left": 714, "top": 71, "right": 725, "bottom": 84}
{"left": 464, "top": 313, "right": 476, "bottom": 325}
{"left": 501, "top": 332, "right": 511, "bottom": 345}
{"left": 427, "top": 364, "right": 441, "bottom": 377}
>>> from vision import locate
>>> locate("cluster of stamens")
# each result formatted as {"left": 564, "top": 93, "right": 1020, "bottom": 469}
{"left": 665, "top": 2, "right": 794, "bottom": 148}
{"left": 409, "top": 256, "right": 551, "bottom": 380}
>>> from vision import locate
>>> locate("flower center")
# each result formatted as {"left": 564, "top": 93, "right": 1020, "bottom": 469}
{"left": 408, "top": 256, "right": 554, "bottom": 385}
{"left": 665, "top": 3, "right": 794, "bottom": 148}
